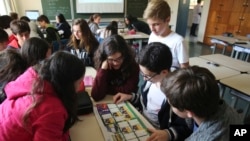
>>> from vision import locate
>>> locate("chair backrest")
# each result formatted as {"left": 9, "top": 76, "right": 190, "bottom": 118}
{"left": 231, "top": 45, "right": 245, "bottom": 60}
{"left": 243, "top": 48, "right": 250, "bottom": 62}
{"left": 52, "top": 39, "right": 69, "bottom": 53}
{"left": 210, "top": 39, "right": 227, "bottom": 46}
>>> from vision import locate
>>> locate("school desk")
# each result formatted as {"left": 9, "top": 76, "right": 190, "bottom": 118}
{"left": 220, "top": 74, "right": 250, "bottom": 119}
{"left": 70, "top": 95, "right": 156, "bottom": 141}
{"left": 189, "top": 57, "right": 240, "bottom": 80}
{"left": 70, "top": 67, "right": 153, "bottom": 141}
{"left": 119, "top": 31, "right": 149, "bottom": 52}
{"left": 199, "top": 54, "right": 250, "bottom": 73}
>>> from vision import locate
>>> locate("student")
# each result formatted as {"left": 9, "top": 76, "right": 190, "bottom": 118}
{"left": 0, "top": 15, "right": 13, "bottom": 36}
{"left": 113, "top": 42, "right": 192, "bottom": 141}
{"left": 87, "top": 13, "right": 101, "bottom": 36}
{"left": 7, "top": 20, "right": 30, "bottom": 49}
{"left": 161, "top": 66, "right": 243, "bottom": 141}
{"left": 66, "top": 18, "right": 99, "bottom": 66}
{"left": 20, "top": 16, "right": 42, "bottom": 38}
{"left": 124, "top": 14, "right": 151, "bottom": 35}
{"left": 9, "top": 12, "right": 18, "bottom": 20}
{"left": 55, "top": 13, "right": 72, "bottom": 39}
{"left": 37, "top": 15, "right": 59, "bottom": 44}
{"left": 0, "top": 29, "right": 9, "bottom": 51}
{"left": 143, "top": 0, "right": 189, "bottom": 70}
{"left": 0, "top": 51, "right": 85, "bottom": 141}
{"left": 1, "top": 37, "right": 51, "bottom": 104}
{"left": 97, "top": 20, "right": 118, "bottom": 42}
{"left": 21, "top": 37, "right": 52, "bottom": 66}
{"left": 91, "top": 34, "right": 139, "bottom": 101}
{"left": 190, "top": 0, "right": 202, "bottom": 37}
{"left": 0, "top": 49, "right": 27, "bottom": 103}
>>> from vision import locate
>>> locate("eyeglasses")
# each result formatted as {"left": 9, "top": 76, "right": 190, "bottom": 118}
{"left": 140, "top": 71, "right": 158, "bottom": 81}
{"left": 107, "top": 56, "right": 123, "bottom": 63}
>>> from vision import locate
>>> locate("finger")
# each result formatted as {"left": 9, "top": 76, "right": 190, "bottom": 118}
{"left": 147, "top": 128, "right": 156, "bottom": 133}
{"left": 112, "top": 95, "right": 120, "bottom": 103}
{"left": 146, "top": 133, "right": 157, "bottom": 141}
{"left": 115, "top": 98, "right": 124, "bottom": 104}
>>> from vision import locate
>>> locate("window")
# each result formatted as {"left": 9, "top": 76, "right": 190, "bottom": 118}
{"left": 0, "top": 0, "right": 7, "bottom": 15}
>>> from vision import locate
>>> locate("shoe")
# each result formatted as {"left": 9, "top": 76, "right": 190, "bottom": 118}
{"left": 190, "top": 34, "right": 197, "bottom": 37}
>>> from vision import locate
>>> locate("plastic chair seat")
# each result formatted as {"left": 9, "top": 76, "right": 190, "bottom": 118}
{"left": 210, "top": 39, "right": 228, "bottom": 54}
{"left": 230, "top": 45, "right": 245, "bottom": 60}
{"left": 243, "top": 48, "right": 250, "bottom": 62}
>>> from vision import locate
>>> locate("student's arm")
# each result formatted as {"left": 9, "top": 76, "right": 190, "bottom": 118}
{"left": 91, "top": 69, "right": 109, "bottom": 101}
{"left": 180, "top": 62, "right": 189, "bottom": 68}
{"left": 177, "top": 40, "right": 189, "bottom": 69}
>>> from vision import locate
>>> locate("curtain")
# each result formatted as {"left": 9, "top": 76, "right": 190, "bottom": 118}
{"left": 8, "top": 0, "right": 18, "bottom": 12}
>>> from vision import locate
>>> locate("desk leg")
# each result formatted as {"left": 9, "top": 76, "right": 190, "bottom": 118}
{"left": 218, "top": 83, "right": 225, "bottom": 98}
{"left": 138, "top": 40, "right": 142, "bottom": 52}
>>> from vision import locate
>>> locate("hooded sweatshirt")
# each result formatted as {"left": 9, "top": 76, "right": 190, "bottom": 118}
{"left": 0, "top": 67, "right": 69, "bottom": 141}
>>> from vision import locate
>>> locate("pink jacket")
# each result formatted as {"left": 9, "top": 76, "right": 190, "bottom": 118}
{"left": 0, "top": 67, "right": 69, "bottom": 141}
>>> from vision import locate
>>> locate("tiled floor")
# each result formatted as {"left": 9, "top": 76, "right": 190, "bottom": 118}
{"left": 184, "top": 32, "right": 231, "bottom": 58}
{"left": 185, "top": 33, "right": 250, "bottom": 124}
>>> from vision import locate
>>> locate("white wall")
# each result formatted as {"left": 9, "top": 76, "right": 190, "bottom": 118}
{"left": 197, "top": 0, "right": 210, "bottom": 42}
{"left": 166, "top": 0, "right": 179, "bottom": 31}
{"left": 14, "top": 0, "right": 42, "bottom": 17}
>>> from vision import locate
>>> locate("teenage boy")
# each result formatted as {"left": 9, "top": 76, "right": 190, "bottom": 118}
{"left": 37, "top": 15, "right": 59, "bottom": 44}
{"left": 161, "top": 66, "right": 243, "bottom": 141}
{"left": 113, "top": 42, "right": 192, "bottom": 141}
{"left": 143, "top": 0, "right": 189, "bottom": 71}
{"left": 7, "top": 20, "right": 30, "bottom": 49}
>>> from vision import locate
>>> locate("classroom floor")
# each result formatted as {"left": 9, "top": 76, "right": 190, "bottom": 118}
{"left": 185, "top": 32, "right": 250, "bottom": 124}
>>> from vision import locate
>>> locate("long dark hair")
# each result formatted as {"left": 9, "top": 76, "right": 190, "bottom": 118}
{"left": 21, "top": 37, "right": 51, "bottom": 66}
{"left": 56, "top": 13, "right": 71, "bottom": 28}
{"left": 0, "top": 49, "right": 27, "bottom": 85}
{"left": 23, "top": 51, "right": 85, "bottom": 132}
{"left": 106, "top": 21, "right": 118, "bottom": 36}
{"left": 94, "top": 34, "right": 136, "bottom": 80}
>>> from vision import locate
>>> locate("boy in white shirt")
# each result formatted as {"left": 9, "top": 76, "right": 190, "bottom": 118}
{"left": 143, "top": 0, "right": 189, "bottom": 71}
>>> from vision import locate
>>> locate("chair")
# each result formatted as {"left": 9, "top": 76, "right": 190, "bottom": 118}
{"left": 230, "top": 45, "right": 245, "bottom": 60}
{"left": 51, "top": 39, "right": 69, "bottom": 53}
{"left": 210, "top": 39, "right": 228, "bottom": 54}
{"left": 243, "top": 48, "right": 250, "bottom": 62}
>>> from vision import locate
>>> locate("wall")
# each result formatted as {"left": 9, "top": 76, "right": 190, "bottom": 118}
{"left": 197, "top": 0, "right": 210, "bottom": 43}
{"left": 167, "top": 0, "right": 179, "bottom": 31}
{"left": 13, "top": 0, "right": 193, "bottom": 34}
{"left": 15, "top": 0, "right": 42, "bottom": 16}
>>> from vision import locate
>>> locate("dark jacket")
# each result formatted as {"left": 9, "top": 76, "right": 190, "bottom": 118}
{"left": 56, "top": 22, "right": 72, "bottom": 39}
{"left": 130, "top": 81, "right": 193, "bottom": 141}
{"left": 41, "top": 27, "right": 60, "bottom": 44}
{"left": 131, "top": 20, "right": 151, "bottom": 35}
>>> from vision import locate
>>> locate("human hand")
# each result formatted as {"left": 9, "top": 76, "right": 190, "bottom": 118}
{"left": 101, "top": 60, "right": 110, "bottom": 70}
{"left": 113, "top": 93, "right": 132, "bottom": 104}
{"left": 146, "top": 128, "right": 170, "bottom": 141}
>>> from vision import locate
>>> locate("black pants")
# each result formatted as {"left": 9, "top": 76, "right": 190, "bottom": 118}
{"left": 190, "top": 23, "right": 198, "bottom": 36}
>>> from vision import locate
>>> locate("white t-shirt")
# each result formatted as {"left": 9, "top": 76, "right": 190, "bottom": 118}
{"left": 148, "top": 31, "right": 189, "bottom": 70}
{"left": 143, "top": 82, "right": 166, "bottom": 128}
